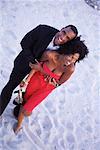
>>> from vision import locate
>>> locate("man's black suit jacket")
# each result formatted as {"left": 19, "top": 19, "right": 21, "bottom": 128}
{"left": 15, "top": 25, "right": 59, "bottom": 67}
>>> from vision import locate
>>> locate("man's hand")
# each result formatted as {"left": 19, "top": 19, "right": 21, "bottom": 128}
{"left": 29, "top": 62, "right": 42, "bottom": 71}
{"left": 29, "top": 62, "right": 48, "bottom": 76}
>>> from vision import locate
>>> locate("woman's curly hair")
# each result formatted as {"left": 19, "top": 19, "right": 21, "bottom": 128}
{"left": 57, "top": 36, "right": 89, "bottom": 62}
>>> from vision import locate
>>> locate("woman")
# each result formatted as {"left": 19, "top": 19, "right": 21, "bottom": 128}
{"left": 14, "top": 37, "right": 89, "bottom": 133}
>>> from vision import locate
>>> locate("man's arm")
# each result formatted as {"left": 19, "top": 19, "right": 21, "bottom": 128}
{"left": 20, "top": 25, "right": 41, "bottom": 62}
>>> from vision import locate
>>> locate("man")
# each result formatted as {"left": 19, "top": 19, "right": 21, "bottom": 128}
{"left": 0, "top": 24, "right": 78, "bottom": 115}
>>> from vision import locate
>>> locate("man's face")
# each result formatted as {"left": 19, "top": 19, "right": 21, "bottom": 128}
{"left": 54, "top": 27, "right": 76, "bottom": 45}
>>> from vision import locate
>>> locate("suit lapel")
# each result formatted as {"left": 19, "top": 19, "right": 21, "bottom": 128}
{"left": 34, "top": 32, "right": 57, "bottom": 58}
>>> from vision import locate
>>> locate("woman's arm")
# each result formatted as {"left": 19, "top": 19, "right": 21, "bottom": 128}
{"left": 25, "top": 69, "right": 36, "bottom": 83}
{"left": 48, "top": 64, "right": 75, "bottom": 87}
{"left": 19, "top": 69, "right": 36, "bottom": 88}
{"left": 58, "top": 64, "right": 75, "bottom": 85}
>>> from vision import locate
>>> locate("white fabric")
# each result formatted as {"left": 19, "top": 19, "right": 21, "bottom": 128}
{"left": 47, "top": 37, "right": 59, "bottom": 50}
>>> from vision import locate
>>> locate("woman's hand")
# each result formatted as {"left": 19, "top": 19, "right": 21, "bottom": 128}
{"left": 48, "top": 78, "right": 60, "bottom": 87}
{"left": 20, "top": 81, "right": 26, "bottom": 87}
{"left": 44, "top": 76, "right": 60, "bottom": 87}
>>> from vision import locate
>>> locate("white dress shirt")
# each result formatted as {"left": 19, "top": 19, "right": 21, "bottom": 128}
{"left": 47, "top": 37, "right": 59, "bottom": 51}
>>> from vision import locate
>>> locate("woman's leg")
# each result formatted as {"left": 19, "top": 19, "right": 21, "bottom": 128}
{"left": 23, "top": 85, "right": 55, "bottom": 113}
{"left": 24, "top": 72, "right": 55, "bottom": 113}
{"left": 14, "top": 107, "right": 31, "bottom": 134}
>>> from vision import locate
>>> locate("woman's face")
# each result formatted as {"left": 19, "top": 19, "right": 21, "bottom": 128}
{"left": 64, "top": 53, "right": 80, "bottom": 65}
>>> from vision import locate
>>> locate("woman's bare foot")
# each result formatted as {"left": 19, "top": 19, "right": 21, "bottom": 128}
{"left": 13, "top": 123, "right": 22, "bottom": 134}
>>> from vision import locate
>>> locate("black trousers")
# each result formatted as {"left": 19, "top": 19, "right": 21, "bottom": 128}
{"left": 0, "top": 52, "right": 31, "bottom": 115}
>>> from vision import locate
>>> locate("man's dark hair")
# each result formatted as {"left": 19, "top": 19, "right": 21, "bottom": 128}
{"left": 64, "top": 25, "right": 78, "bottom": 38}
{"left": 57, "top": 36, "right": 89, "bottom": 62}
